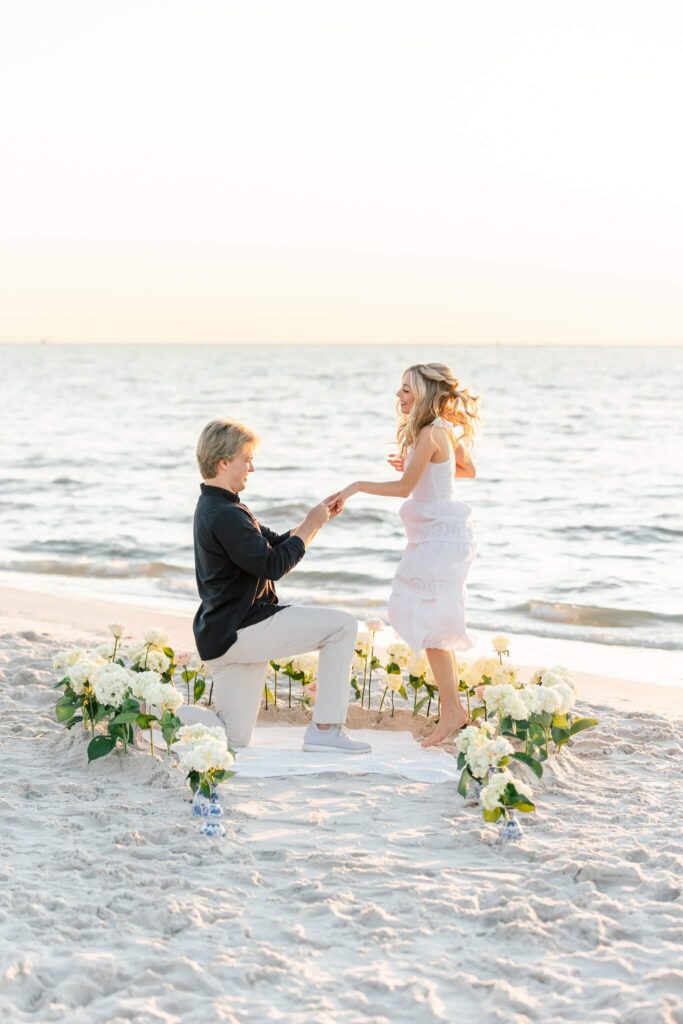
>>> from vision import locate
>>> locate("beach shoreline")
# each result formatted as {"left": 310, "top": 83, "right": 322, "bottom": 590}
{"left": 2, "top": 583, "right": 681, "bottom": 721}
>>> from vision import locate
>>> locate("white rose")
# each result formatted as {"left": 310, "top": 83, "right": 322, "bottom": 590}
{"left": 144, "top": 627, "right": 170, "bottom": 649}
{"left": 53, "top": 647, "right": 86, "bottom": 670}
{"left": 355, "top": 632, "right": 372, "bottom": 659}
{"left": 384, "top": 674, "right": 403, "bottom": 693}
{"left": 492, "top": 635, "right": 511, "bottom": 654}
{"left": 386, "top": 642, "right": 411, "bottom": 669}
{"left": 407, "top": 651, "right": 429, "bottom": 679}
{"left": 108, "top": 623, "right": 125, "bottom": 639}
{"left": 366, "top": 618, "right": 384, "bottom": 633}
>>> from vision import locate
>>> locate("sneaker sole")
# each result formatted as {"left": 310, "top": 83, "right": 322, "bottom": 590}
{"left": 302, "top": 743, "right": 370, "bottom": 754}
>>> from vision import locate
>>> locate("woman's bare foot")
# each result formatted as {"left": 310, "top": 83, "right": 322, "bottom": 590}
{"left": 421, "top": 708, "right": 469, "bottom": 748}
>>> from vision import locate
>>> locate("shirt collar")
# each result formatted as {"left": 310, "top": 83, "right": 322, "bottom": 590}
{"left": 200, "top": 482, "right": 240, "bottom": 503}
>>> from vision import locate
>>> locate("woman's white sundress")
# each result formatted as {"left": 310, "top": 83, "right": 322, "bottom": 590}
{"left": 387, "top": 416, "right": 476, "bottom": 653}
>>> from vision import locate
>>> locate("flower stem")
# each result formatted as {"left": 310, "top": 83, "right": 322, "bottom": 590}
{"left": 149, "top": 727, "right": 155, "bottom": 755}
{"left": 379, "top": 686, "right": 387, "bottom": 713}
{"left": 288, "top": 678, "right": 292, "bottom": 708}
{"left": 274, "top": 670, "right": 278, "bottom": 707}
{"left": 391, "top": 692, "right": 395, "bottom": 717}
{"left": 367, "top": 644, "right": 375, "bottom": 709}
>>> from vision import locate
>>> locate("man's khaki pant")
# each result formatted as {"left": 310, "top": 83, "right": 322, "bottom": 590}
{"left": 179, "top": 606, "right": 358, "bottom": 748}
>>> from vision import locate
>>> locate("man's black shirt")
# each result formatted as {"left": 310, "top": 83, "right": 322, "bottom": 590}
{"left": 193, "top": 483, "right": 306, "bottom": 660}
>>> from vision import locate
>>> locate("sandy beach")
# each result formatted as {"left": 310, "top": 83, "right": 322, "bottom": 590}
{"left": 1, "top": 586, "right": 682, "bottom": 1023}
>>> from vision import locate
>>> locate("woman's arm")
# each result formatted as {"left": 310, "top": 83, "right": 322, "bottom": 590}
{"left": 454, "top": 442, "right": 476, "bottom": 478}
{"left": 337, "top": 427, "right": 438, "bottom": 502}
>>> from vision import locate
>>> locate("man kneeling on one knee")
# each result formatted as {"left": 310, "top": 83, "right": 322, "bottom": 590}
{"left": 182, "top": 417, "right": 371, "bottom": 754}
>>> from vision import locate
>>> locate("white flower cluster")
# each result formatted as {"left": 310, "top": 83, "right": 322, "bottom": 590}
{"left": 91, "top": 663, "right": 132, "bottom": 707}
{"left": 386, "top": 642, "right": 411, "bottom": 669}
{"left": 455, "top": 725, "right": 513, "bottom": 780}
{"left": 52, "top": 647, "right": 86, "bottom": 671}
{"left": 480, "top": 769, "right": 533, "bottom": 812}
{"left": 459, "top": 656, "right": 519, "bottom": 688}
{"left": 178, "top": 725, "right": 234, "bottom": 774}
{"left": 128, "top": 627, "right": 172, "bottom": 674}
{"left": 130, "top": 670, "right": 184, "bottom": 713}
{"left": 406, "top": 651, "right": 430, "bottom": 679}
{"left": 68, "top": 657, "right": 105, "bottom": 694}
{"left": 288, "top": 652, "right": 318, "bottom": 677}
{"left": 484, "top": 683, "right": 528, "bottom": 721}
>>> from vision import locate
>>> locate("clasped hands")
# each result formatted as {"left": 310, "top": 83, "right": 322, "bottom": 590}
{"left": 320, "top": 451, "right": 405, "bottom": 520}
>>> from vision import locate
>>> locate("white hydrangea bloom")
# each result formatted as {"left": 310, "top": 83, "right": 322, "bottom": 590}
{"left": 455, "top": 724, "right": 487, "bottom": 755}
{"left": 490, "top": 663, "right": 519, "bottom": 686}
{"left": 480, "top": 770, "right": 513, "bottom": 811}
{"left": 465, "top": 736, "right": 514, "bottom": 779}
{"left": 155, "top": 683, "right": 184, "bottom": 713}
{"left": 177, "top": 723, "right": 227, "bottom": 745}
{"left": 130, "top": 670, "right": 163, "bottom": 702}
{"left": 467, "top": 656, "right": 500, "bottom": 686}
{"left": 547, "top": 664, "right": 577, "bottom": 692}
{"left": 179, "top": 738, "right": 235, "bottom": 773}
{"left": 67, "top": 658, "right": 102, "bottom": 694}
{"left": 144, "top": 649, "right": 171, "bottom": 675}
{"left": 91, "top": 663, "right": 132, "bottom": 707}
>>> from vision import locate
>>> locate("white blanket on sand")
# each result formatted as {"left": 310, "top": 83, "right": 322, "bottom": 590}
{"left": 147, "top": 725, "right": 460, "bottom": 783}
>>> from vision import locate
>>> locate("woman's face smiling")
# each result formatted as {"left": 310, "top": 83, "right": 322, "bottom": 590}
{"left": 396, "top": 374, "right": 415, "bottom": 414}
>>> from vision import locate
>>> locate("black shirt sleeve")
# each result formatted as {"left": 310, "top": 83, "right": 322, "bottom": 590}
{"left": 258, "top": 523, "right": 293, "bottom": 547}
{"left": 214, "top": 509, "right": 305, "bottom": 581}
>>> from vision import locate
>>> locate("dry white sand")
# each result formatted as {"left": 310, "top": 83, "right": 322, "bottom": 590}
{"left": 1, "top": 587, "right": 683, "bottom": 1023}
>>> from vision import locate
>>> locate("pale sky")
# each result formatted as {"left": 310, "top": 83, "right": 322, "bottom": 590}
{"left": 1, "top": 1, "right": 681, "bottom": 345}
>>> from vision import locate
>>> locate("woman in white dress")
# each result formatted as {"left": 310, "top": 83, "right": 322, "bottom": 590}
{"left": 329, "top": 362, "right": 479, "bottom": 747}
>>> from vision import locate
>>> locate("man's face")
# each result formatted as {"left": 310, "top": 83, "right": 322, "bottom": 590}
{"left": 226, "top": 444, "right": 255, "bottom": 492}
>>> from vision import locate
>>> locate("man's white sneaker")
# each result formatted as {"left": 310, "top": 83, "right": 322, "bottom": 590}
{"left": 302, "top": 723, "right": 371, "bottom": 754}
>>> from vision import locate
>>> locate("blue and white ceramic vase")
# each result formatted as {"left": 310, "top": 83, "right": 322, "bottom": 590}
{"left": 500, "top": 808, "right": 523, "bottom": 842}
{"left": 192, "top": 786, "right": 225, "bottom": 838}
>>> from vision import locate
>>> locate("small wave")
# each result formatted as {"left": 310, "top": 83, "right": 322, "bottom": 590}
{"left": 1, "top": 558, "right": 193, "bottom": 579}
{"left": 501, "top": 599, "right": 683, "bottom": 630}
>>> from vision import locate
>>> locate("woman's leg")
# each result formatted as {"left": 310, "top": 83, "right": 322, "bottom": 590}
{"left": 421, "top": 648, "right": 468, "bottom": 747}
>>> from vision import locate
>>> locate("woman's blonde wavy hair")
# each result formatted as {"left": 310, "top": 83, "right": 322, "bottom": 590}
{"left": 396, "top": 362, "right": 480, "bottom": 458}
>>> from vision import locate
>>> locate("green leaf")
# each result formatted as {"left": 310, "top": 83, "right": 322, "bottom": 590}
{"left": 161, "top": 712, "right": 181, "bottom": 747}
{"left": 109, "top": 710, "right": 141, "bottom": 725}
{"left": 136, "top": 713, "right": 156, "bottom": 729}
{"left": 56, "top": 702, "right": 78, "bottom": 723}
{"left": 483, "top": 807, "right": 503, "bottom": 823}
{"left": 511, "top": 751, "right": 544, "bottom": 779}
{"left": 457, "top": 751, "right": 466, "bottom": 770}
{"left": 87, "top": 735, "right": 117, "bottom": 762}
{"left": 199, "top": 778, "right": 211, "bottom": 798}
{"left": 552, "top": 713, "right": 569, "bottom": 729}
{"left": 398, "top": 685, "right": 407, "bottom": 700}
{"left": 385, "top": 662, "right": 401, "bottom": 675}
{"left": 528, "top": 723, "right": 546, "bottom": 745}
{"left": 471, "top": 706, "right": 486, "bottom": 719}
{"left": 569, "top": 717, "right": 599, "bottom": 736}
{"left": 163, "top": 646, "right": 175, "bottom": 659}
{"left": 212, "top": 769, "right": 236, "bottom": 783}
{"left": 65, "top": 715, "right": 83, "bottom": 730}
{"left": 193, "top": 678, "right": 206, "bottom": 703}
{"left": 414, "top": 697, "right": 428, "bottom": 715}
{"left": 457, "top": 766, "right": 472, "bottom": 798}
{"left": 510, "top": 798, "right": 536, "bottom": 813}
{"left": 52, "top": 678, "right": 68, "bottom": 689}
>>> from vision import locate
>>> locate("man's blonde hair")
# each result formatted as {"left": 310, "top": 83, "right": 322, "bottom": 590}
{"left": 196, "top": 418, "right": 259, "bottom": 479}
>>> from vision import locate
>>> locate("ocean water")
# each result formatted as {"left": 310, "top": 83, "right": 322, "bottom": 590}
{"left": 1, "top": 343, "right": 682, "bottom": 653}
